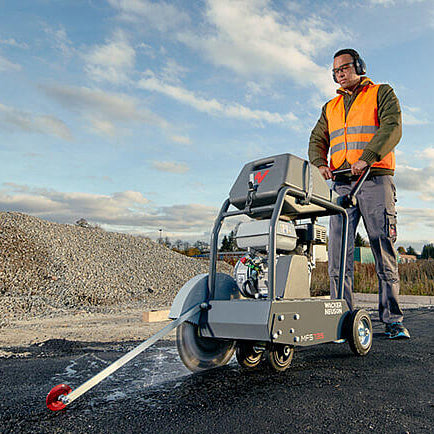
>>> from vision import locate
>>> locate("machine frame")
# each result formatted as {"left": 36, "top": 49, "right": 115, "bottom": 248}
{"left": 46, "top": 154, "right": 373, "bottom": 411}
{"left": 204, "top": 179, "right": 351, "bottom": 346}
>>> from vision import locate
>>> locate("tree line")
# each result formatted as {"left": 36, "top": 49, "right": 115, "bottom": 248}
{"left": 355, "top": 231, "right": 433, "bottom": 259}
{"left": 157, "top": 229, "right": 240, "bottom": 257}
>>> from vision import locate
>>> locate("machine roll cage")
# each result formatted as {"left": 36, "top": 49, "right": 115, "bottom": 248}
{"left": 208, "top": 167, "right": 370, "bottom": 303}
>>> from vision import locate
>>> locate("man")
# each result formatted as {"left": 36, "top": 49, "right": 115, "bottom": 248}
{"left": 308, "top": 48, "right": 410, "bottom": 339}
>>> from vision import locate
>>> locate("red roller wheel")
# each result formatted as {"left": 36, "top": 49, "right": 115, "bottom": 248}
{"left": 46, "top": 384, "right": 72, "bottom": 411}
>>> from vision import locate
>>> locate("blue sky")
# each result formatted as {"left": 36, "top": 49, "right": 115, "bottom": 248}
{"left": 0, "top": 0, "right": 433, "bottom": 250}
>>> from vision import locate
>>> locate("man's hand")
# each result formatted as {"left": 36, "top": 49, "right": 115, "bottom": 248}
{"left": 351, "top": 160, "right": 368, "bottom": 176}
{"left": 318, "top": 165, "right": 334, "bottom": 180}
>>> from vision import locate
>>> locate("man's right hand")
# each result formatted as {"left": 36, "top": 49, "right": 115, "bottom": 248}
{"left": 318, "top": 165, "right": 334, "bottom": 180}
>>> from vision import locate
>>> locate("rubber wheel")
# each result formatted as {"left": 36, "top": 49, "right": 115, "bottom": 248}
{"left": 176, "top": 321, "right": 235, "bottom": 372}
{"left": 346, "top": 309, "right": 373, "bottom": 356}
{"left": 265, "top": 344, "right": 294, "bottom": 372}
{"left": 236, "top": 341, "right": 265, "bottom": 370}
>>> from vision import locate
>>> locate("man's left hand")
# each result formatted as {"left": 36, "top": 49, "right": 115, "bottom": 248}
{"left": 351, "top": 160, "right": 369, "bottom": 176}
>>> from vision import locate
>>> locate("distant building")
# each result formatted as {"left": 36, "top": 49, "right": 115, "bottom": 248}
{"left": 354, "top": 246, "right": 375, "bottom": 264}
{"left": 398, "top": 254, "right": 417, "bottom": 264}
{"left": 314, "top": 245, "right": 328, "bottom": 262}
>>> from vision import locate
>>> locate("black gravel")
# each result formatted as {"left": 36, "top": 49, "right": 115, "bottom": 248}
{"left": 0, "top": 308, "right": 433, "bottom": 434}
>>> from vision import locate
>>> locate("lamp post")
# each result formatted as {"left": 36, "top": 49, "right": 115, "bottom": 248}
{"left": 159, "top": 229, "right": 162, "bottom": 244}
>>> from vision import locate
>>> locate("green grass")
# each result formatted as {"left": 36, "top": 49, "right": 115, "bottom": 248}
{"left": 311, "top": 260, "right": 434, "bottom": 297}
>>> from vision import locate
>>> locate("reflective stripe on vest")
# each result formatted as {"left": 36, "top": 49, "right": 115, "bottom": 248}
{"left": 326, "top": 83, "right": 395, "bottom": 171}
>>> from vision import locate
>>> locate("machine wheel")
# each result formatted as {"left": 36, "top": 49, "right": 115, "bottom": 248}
{"left": 236, "top": 341, "right": 265, "bottom": 370}
{"left": 265, "top": 344, "right": 294, "bottom": 372}
{"left": 176, "top": 321, "right": 235, "bottom": 372}
{"left": 346, "top": 309, "right": 373, "bottom": 356}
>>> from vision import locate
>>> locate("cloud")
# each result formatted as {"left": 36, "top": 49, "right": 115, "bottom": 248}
{"left": 0, "top": 38, "right": 28, "bottom": 49}
{"left": 159, "top": 59, "right": 189, "bottom": 84}
{"left": 84, "top": 29, "right": 136, "bottom": 84}
{"left": 107, "top": 0, "right": 191, "bottom": 32}
{"left": 402, "top": 105, "right": 430, "bottom": 126}
{"left": 0, "top": 183, "right": 217, "bottom": 234}
{"left": 394, "top": 147, "right": 434, "bottom": 201}
{"left": 151, "top": 161, "right": 190, "bottom": 174}
{"left": 419, "top": 147, "right": 434, "bottom": 161}
{"left": 244, "top": 81, "right": 282, "bottom": 102}
{"left": 41, "top": 84, "right": 170, "bottom": 137}
{"left": 0, "top": 103, "right": 72, "bottom": 141}
{"left": 369, "top": 0, "right": 428, "bottom": 6}
{"left": 138, "top": 74, "right": 299, "bottom": 127}
{"left": 397, "top": 206, "right": 434, "bottom": 234}
{"left": 369, "top": 0, "right": 395, "bottom": 5}
{"left": 43, "top": 24, "right": 75, "bottom": 59}
{"left": 170, "top": 135, "right": 192, "bottom": 145}
{"left": 176, "top": 0, "right": 345, "bottom": 96}
{"left": 108, "top": 0, "right": 346, "bottom": 96}
{"left": 136, "top": 42, "right": 155, "bottom": 57}
{"left": 0, "top": 184, "right": 149, "bottom": 222}
{"left": 0, "top": 54, "right": 21, "bottom": 72}
{"left": 143, "top": 204, "right": 217, "bottom": 231}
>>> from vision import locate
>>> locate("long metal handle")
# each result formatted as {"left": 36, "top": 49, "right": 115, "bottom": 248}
{"left": 348, "top": 167, "right": 370, "bottom": 198}
{"left": 59, "top": 304, "right": 202, "bottom": 407}
{"left": 268, "top": 186, "right": 291, "bottom": 300}
{"left": 208, "top": 199, "right": 230, "bottom": 300}
{"left": 298, "top": 161, "right": 313, "bottom": 205}
{"left": 338, "top": 210, "right": 349, "bottom": 300}
{"left": 331, "top": 168, "right": 362, "bottom": 298}
{"left": 331, "top": 168, "right": 352, "bottom": 175}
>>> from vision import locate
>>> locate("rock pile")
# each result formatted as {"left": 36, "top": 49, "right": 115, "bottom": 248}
{"left": 0, "top": 212, "right": 233, "bottom": 324}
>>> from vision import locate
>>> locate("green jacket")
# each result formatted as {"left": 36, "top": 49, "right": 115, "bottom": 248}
{"left": 308, "top": 77, "right": 402, "bottom": 176}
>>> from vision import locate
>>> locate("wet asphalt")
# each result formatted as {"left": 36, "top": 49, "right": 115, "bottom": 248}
{"left": 1, "top": 308, "right": 433, "bottom": 434}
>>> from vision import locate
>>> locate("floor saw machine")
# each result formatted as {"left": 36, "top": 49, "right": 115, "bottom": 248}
{"left": 47, "top": 153, "right": 373, "bottom": 411}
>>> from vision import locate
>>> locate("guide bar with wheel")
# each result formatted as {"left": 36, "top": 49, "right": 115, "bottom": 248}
{"left": 46, "top": 303, "right": 202, "bottom": 411}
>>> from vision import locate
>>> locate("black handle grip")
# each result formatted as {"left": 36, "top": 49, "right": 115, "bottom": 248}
{"left": 252, "top": 157, "right": 275, "bottom": 171}
{"left": 336, "top": 167, "right": 371, "bottom": 208}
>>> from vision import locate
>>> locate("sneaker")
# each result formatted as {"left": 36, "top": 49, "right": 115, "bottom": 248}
{"left": 384, "top": 323, "right": 392, "bottom": 336}
{"left": 388, "top": 322, "right": 410, "bottom": 339}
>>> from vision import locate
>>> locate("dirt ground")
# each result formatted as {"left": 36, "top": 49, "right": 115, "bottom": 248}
{"left": 0, "top": 308, "right": 174, "bottom": 357}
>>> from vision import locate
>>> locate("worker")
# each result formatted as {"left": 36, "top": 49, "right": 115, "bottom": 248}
{"left": 308, "top": 48, "right": 410, "bottom": 339}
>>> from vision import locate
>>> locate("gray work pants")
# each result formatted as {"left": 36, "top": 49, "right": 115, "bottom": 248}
{"left": 328, "top": 175, "right": 404, "bottom": 324}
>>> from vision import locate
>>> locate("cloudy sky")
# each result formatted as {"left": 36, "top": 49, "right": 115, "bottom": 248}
{"left": 0, "top": 0, "right": 433, "bottom": 250}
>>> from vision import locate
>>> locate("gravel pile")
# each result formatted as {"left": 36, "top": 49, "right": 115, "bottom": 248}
{"left": 0, "top": 212, "right": 233, "bottom": 325}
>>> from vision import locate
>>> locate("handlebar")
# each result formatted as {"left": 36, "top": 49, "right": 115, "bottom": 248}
{"left": 333, "top": 166, "right": 371, "bottom": 208}
{"left": 331, "top": 168, "right": 352, "bottom": 175}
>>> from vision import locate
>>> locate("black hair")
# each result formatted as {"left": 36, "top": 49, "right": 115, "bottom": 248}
{"left": 333, "top": 48, "right": 361, "bottom": 60}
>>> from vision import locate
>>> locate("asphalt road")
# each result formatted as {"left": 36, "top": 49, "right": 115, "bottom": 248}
{"left": 1, "top": 308, "right": 433, "bottom": 434}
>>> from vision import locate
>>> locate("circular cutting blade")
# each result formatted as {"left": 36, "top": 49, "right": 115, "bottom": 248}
{"left": 176, "top": 322, "right": 235, "bottom": 372}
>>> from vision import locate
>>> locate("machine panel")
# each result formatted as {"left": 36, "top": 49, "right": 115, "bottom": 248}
{"left": 268, "top": 299, "right": 351, "bottom": 346}
{"left": 201, "top": 299, "right": 272, "bottom": 341}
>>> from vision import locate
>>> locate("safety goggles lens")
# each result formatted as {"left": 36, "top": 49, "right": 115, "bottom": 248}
{"left": 332, "top": 62, "right": 354, "bottom": 75}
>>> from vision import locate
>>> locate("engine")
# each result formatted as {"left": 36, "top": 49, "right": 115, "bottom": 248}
{"left": 234, "top": 253, "right": 268, "bottom": 298}
{"left": 233, "top": 219, "right": 326, "bottom": 299}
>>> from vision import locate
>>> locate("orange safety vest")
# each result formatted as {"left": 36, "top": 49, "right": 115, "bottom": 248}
{"left": 326, "top": 81, "right": 395, "bottom": 171}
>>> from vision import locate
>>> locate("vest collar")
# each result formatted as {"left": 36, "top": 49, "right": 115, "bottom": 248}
{"left": 337, "top": 77, "right": 375, "bottom": 96}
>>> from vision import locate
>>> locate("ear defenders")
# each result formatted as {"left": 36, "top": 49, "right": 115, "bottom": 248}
{"left": 332, "top": 49, "right": 366, "bottom": 83}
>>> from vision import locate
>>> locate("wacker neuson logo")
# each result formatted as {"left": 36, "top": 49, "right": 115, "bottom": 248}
{"left": 324, "top": 301, "right": 343, "bottom": 315}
